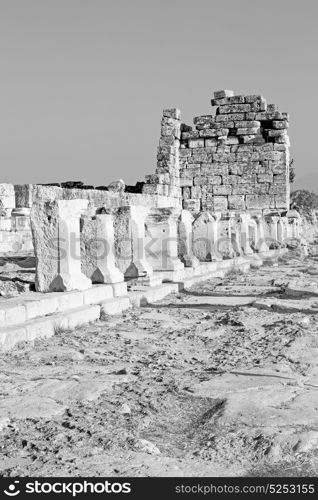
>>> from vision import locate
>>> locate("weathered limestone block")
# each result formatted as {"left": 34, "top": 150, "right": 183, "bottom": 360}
{"left": 242, "top": 135, "right": 265, "bottom": 144}
{"left": 224, "top": 137, "right": 239, "bottom": 146}
{"left": 218, "top": 104, "right": 251, "bottom": 114}
{"left": 205, "top": 138, "right": 218, "bottom": 147}
{"left": 0, "top": 200, "right": 6, "bottom": 217}
{"left": 90, "top": 213, "right": 125, "bottom": 284}
{"left": 181, "top": 130, "right": 199, "bottom": 140}
{"left": 273, "top": 120, "right": 289, "bottom": 129}
{"left": 230, "top": 214, "right": 242, "bottom": 256}
{"left": 213, "top": 90, "right": 234, "bottom": 99}
{"left": 178, "top": 210, "right": 199, "bottom": 268}
{"left": 192, "top": 211, "right": 221, "bottom": 261}
{"left": 108, "top": 179, "right": 125, "bottom": 193}
{"left": 286, "top": 210, "right": 301, "bottom": 239}
{"left": 183, "top": 199, "right": 201, "bottom": 212}
{"left": 216, "top": 113, "right": 244, "bottom": 122}
{"left": 235, "top": 121, "right": 261, "bottom": 128}
{"left": 213, "top": 196, "right": 228, "bottom": 212}
{"left": 31, "top": 199, "right": 92, "bottom": 292}
{"left": 268, "top": 215, "right": 279, "bottom": 247}
{"left": 217, "top": 214, "right": 235, "bottom": 259}
{"left": 163, "top": 108, "right": 181, "bottom": 120}
{"left": 240, "top": 214, "right": 254, "bottom": 255}
{"left": 246, "top": 195, "right": 271, "bottom": 210}
{"left": 124, "top": 206, "right": 154, "bottom": 280}
{"left": 277, "top": 217, "right": 288, "bottom": 245}
{"left": 254, "top": 215, "right": 269, "bottom": 252}
{"left": 228, "top": 195, "right": 245, "bottom": 211}
{"left": 0, "top": 183, "right": 15, "bottom": 215}
{"left": 146, "top": 208, "right": 184, "bottom": 272}
{"left": 199, "top": 128, "right": 230, "bottom": 138}
{"left": 237, "top": 127, "right": 261, "bottom": 135}
{"left": 188, "top": 139, "right": 205, "bottom": 148}
{"left": 213, "top": 185, "right": 232, "bottom": 196}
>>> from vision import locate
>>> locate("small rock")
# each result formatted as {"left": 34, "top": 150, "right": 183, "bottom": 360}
{"left": 0, "top": 417, "right": 10, "bottom": 432}
{"left": 120, "top": 404, "right": 131, "bottom": 416}
{"left": 298, "top": 317, "right": 311, "bottom": 327}
{"left": 134, "top": 439, "right": 161, "bottom": 455}
{"left": 112, "top": 368, "right": 127, "bottom": 375}
{"left": 108, "top": 179, "right": 125, "bottom": 193}
{"left": 294, "top": 431, "right": 318, "bottom": 453}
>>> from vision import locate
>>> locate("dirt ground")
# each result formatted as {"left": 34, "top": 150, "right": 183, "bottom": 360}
{"left": 2, "top": 250, "right": 318, "bottom": 477}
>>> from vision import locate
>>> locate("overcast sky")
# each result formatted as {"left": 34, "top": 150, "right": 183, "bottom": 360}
{"left": 0, "top": 0, "right": 317, "bottom": 191}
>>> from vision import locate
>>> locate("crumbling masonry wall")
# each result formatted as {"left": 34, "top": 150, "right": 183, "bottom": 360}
{"left": 144, "top": 90, "right": 290, "bottom": 214}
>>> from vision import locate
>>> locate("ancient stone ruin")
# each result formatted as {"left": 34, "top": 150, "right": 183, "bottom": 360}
{"left": 0, "top": 90, "right": 306, "bottom": 349}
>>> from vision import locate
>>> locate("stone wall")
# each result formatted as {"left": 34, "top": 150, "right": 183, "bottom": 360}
{"left": 177, "top": 90, "right": 290, "bottom": 214}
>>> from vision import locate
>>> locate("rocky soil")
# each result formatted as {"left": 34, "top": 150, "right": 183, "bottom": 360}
{"left": 1, "top": 250, "right": 318, "bottom": 477}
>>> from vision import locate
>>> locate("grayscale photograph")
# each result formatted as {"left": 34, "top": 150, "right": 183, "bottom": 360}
{"left": 0, "top": 0, "right": 317, "bottom": 497}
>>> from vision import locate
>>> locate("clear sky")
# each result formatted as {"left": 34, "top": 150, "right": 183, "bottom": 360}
{"left": 0, "top": 0, "right": 317, "bottom": 190}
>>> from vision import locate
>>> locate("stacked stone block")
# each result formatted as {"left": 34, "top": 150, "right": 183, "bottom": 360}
{"left": 179, "top": 90, "right": 290, "bottom": 213}
{"left": 143, "top": 108, "right": 182, "bottom": 200}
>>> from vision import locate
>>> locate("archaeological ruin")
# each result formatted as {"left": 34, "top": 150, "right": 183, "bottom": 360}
{"left": 0, "top": 90, "right": 309, "bottom": 349}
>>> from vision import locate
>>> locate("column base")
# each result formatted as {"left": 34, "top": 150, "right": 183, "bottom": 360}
{"left": 162, "top": 258, "right": 185, "bottom": 272}
{"left": 257, "top": 242, "right": 270, "bottom": 253}
{"left": 91, "top": 266, "right": 124, "bottom": 285}
{"left": 128, "top": 274, "right": 163, "bottom": 288}
{"left": 50, "top": 273, "right": 92, "bottom": 292}
{"left": 242, "top": 245, "right": 254, "bottom": 255}
{"left": 182, "top": 254, "right": 200, "bottom": 268}
{"left": 124, "top": 259, "right": 153, "bottom": 279}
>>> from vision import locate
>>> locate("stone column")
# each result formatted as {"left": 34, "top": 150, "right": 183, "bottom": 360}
{"left": 124, "top": 206, "right": 154, "bottom": 280}
{"left": 217, "top": 214, "right": 235, "bottom": 259}
{"left": 50, "top": 200, "right": 92, "bottom": 292}
{"left": 269, "top": 216, "right": 279, "bottom": 245}
{"left": 240, "top": 214, "right": 254, "bottom": 255}
{"left": 208, "top": 212, "right": 222, "bottom": 261}
{"left": 254, "top": 215, "right": 269, "bottom": 252}
{"left": 293, "top": 219, "right": 300, "bottom": 239}
{"left": 146, "top": 208, "right": 184, "bottom": 271}
{"left": 91, "top": 213, "right": 124, "bottom": 284}
{"left": 179, "top": 210, "right": 199, "bottom": 268}
{"left": 277, "top": 217, "right": 287, "bottom": 245}
{"left": 230, "top": 213, "right": 242, "bottom": 256}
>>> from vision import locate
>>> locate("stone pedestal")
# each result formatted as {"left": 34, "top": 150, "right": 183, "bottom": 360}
{"left": 146, "top": 208, "right": 184, "bottom": 272}
{"left": 230, "top": 213, "right": 242, "bottom": 256}
{"left": 277, "top": 217, "right": 287, "bottom": 245}
{"left": 50, "top": 200, "right": 92, "bottom": 292}
{"left": 124, "top": 206, "right": 155, "bottom": 280}
{"left": 91, "top": 213, "right": 124, "bottom": 284}
{"left": 179, "top": 210, "right": 199, "bottom": 268}
{"left": 254, "top": 215, "right": 269, "bottom": 252}
{"left": 218, "top": 214, "right": 236, "bottom": 259}
{"left": 270, "top": 216, "right": 279, "bottom": 246}
{"left": 240, "top": 214, "right": 254, "bottom": 255}
{"left": 192, "top": 211, "right": 222, "bottom": 262}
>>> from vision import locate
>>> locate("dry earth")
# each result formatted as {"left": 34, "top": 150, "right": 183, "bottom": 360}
{"left": 2, "top": 250, "right": 318, "bottom": 477}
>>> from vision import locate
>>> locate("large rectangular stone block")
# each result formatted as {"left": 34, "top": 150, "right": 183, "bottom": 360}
{"left": 246, "top": 195, "right": 271, "bottom": 209}
{"left": 213, "top": 185, "right": 232, "bottom": 195}
{"left": 218, "top": 104, "right": 251, "bottom": 114}
{"left": 237, "top": 127, "right": 261, "bottom": 135}
{"left": 199, "top": 128, "right": 230, "bottom": 137}
{"left": 213, "top": 90, "right": 234, "bottom": 99}
{"left": 213, "top": 196, "right": 228, "bottom": 211}
{"left": 216, "top": 113, "right": 245, "bottom": 122}
{"left": 228, "top": 195, "right": 245, "bottom": 210}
